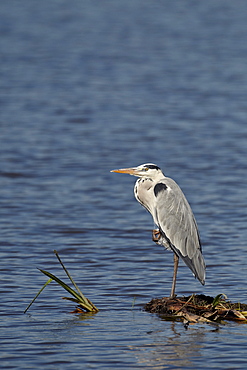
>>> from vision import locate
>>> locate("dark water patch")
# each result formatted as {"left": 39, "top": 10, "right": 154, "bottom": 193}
{"left": 0, "top": 171, "right": 34, "bottom": 178}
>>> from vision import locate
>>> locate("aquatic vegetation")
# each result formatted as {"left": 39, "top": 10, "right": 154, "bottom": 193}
{"left": 24, "top": 250, "right": 99, "bottom": 314}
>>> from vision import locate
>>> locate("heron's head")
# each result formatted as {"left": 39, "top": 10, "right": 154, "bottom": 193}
{"left": 111, "top": 163, "right": 164, "bottom": 179}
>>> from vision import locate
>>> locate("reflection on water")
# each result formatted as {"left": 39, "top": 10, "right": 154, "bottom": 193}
{"left": 130, "top": 322, "right": 205, "bottom": 369}
{"left": 1, "top": 0, "right": 247, "bottom": 368}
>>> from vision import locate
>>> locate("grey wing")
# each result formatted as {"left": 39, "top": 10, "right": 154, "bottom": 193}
{"left": 153, "top": 178, "right": 206, "bottom": 285}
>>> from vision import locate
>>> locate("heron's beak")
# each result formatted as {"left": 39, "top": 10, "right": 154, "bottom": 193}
{"left": 110, "top": 167, "right": 138, "bottom": 176}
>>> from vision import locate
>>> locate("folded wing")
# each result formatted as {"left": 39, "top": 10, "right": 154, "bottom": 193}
{"left": 153, "top": 178, "right": 206, "bottom": 284}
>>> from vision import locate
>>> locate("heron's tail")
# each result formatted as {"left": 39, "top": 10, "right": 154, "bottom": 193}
{"left": 178, "top": 248, "right": 206, "bottom": 285}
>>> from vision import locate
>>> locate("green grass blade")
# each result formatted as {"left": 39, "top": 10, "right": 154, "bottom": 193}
{"left": 24, "top": 278, "right": 53, "bottom": 314}
{"left": 131, "top": 297, "right": 136, "bottom": 309}
{"left": 54, "top": 251, "right": 99, "bottom": 312}
{"left": 62, "top": 297, "right": 82, "bottom": 303}
{"left": 54, "top": 250, "right": 87, "bottom": 301}
{"left": 212, "top": 293, "right": 228, "bottom": 307}
{"left": 39, "top": 269, "right": 94, "bottom": 312}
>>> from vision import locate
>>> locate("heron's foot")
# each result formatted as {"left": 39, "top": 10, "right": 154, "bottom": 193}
{"left": 152, "top": 229, "right": 161, "bottom": 242}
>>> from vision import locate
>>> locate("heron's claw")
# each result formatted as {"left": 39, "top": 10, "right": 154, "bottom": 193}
{"left": 152, "top": 229, "right": 161, "bottom": 242}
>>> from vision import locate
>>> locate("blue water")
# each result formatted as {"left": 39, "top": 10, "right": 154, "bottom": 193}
{"left": 1, "top": 0, "right": 247, "bottom": 368}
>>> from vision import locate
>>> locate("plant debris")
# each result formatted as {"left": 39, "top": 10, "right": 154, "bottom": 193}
{"left": 144, "top": 294, "right": 247, "bottom": 325}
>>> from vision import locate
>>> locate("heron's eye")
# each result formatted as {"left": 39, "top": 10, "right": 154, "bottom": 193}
{"left": 144, "top": 167, "right": 149, "bottom": 171}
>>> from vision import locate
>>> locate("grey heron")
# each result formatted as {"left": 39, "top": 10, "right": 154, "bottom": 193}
{"left": 111, "top": 163, "right": 206, "bottom": 298}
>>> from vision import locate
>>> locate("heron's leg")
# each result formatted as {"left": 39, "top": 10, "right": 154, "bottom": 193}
{"left": 170, "top": 254, "right": 179, "bottom": 299}
{"left": 152, "top": 229, "right": 161, "bottom": 242}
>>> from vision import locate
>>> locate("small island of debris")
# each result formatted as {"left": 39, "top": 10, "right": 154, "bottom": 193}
{"left": 144, "top": 294, "right": 247, "bottom": 324}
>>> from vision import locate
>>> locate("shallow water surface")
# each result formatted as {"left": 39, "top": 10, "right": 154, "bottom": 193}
{"left": 1, "top": 1, "right": 247, "bottom": 369}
